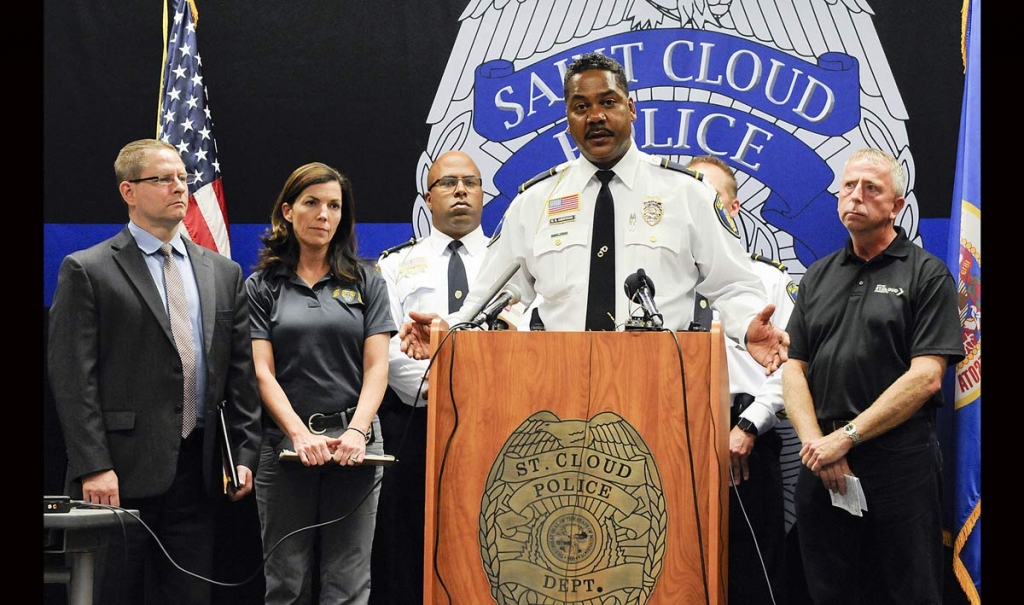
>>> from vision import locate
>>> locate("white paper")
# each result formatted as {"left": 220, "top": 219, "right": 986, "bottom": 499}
{"left": 829, "top": 474, "right": 868, "bottom": 516}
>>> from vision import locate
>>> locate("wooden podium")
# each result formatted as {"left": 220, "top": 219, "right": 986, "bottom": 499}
{"left": 422, "top": 324, "right": 731, "bottom": 605}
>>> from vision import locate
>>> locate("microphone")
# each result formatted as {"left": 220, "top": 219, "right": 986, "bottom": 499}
{"left": 472, "top": 284, "right": 522, "bottom": 329}
{"left": 453, "top": 260, "right": 521, "bottom": 326}
{"left": 623, "top": 268, "right": 663, "bottom": 328}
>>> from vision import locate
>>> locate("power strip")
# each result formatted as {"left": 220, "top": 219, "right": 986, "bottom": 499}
{"left": 44, "top": 495, "right": 73, "bottom": 514}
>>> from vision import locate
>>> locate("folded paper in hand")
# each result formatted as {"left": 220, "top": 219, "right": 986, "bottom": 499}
{"left": 829, "top": 474, "right": 868, "bottom": 516}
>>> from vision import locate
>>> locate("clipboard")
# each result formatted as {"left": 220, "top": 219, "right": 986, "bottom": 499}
{"left": 218, "top": 400, "right": 241, "bottom": 491}
{"left": 278, "top": 450, "right": 397, "bottom": 467}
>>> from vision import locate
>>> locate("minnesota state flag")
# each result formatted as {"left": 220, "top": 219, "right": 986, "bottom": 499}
{"left": 941, "top": 0, "right": 981, "bottom": 602}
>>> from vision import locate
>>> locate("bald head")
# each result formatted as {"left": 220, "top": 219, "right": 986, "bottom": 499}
{"left": 425, "top": 151, "right": 484, "bottom": 239}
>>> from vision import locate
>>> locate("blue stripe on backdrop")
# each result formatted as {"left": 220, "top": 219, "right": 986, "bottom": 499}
{"left": 43, "top": 222, "right": 416, "bottom": 307}
{"left": 43, "top": 218, "right": 951, "bottom": 308}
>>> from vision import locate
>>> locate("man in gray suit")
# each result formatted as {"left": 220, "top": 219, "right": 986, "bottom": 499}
{"left": 48, "top": 138, "right": 262, "bottom": 605}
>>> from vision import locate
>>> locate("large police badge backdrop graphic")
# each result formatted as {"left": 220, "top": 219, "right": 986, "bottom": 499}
{"left": 411, "top": 0, "right": 922, "bottom": 278}
{"left": 480, "top": 411, "right": 666, "bottom": 604}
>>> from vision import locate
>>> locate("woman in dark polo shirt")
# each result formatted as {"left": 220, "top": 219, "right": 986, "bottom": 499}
{"left": 246, "top": 162, "right": 396, "bottom": 604}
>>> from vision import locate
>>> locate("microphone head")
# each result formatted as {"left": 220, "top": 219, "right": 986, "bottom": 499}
{"left": 504, "top": 283, "right": 523, "bottom": 305}
{"left": 624, "top": 268, "right": 655, "bottom": 301}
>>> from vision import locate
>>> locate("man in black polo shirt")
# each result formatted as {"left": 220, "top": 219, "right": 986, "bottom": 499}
{"left": 782, "top": 148, "right": 964, "bottom": 604}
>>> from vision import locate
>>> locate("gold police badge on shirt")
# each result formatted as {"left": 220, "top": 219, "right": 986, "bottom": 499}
{"left": 641, "top": 197, "right": 663, "bottom": 226}
{"left": 333, "top": 288, "right": 362, "bottom": 304}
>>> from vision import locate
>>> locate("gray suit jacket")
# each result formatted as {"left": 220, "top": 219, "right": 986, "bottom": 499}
{"left": 48, "top": 226, "right": 262, "bottom": 499}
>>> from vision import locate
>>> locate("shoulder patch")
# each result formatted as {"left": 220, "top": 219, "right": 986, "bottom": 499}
{"left": 378, "top": 236, "right": 417, "bottom": 260}
{"left": 785, "top": 280, "right": 799, "bottom": 305}
{"left": 654, "top": 157, "right": 700, "bottom": 180}
{"left": 714, "top": 196, "right": 741, "bottom": 238}
{"left": 657, "top": 157, "right": 739, "bottom": 238}
{"left": 488, "top": 212, "right": 506, "bottom": 247}
{"left": 518, "top": 165, "right": 561, "bottom": 194}
{"left": 750, "top": 253, "right": 788, "bottom": 273}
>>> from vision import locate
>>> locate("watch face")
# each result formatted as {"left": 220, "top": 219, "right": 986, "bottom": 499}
{"left": 843, "top": 423, "right": 860, "bottom": 444}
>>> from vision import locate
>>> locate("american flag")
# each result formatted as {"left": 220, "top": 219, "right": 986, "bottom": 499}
{"left": 158, "top": 0, "right": 230, "bottom": 256}
{"left": 548, "top": 193, "right": 579, "bottom": 215}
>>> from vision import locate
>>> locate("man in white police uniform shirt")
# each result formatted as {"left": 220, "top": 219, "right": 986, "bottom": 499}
{"left": 400, "top": 52, "right": 788, "bottom": 373}
{"left": 371, "top": 150, "right": 499, "bottom": 605}
{"left": 688, "top": 155, "right": 796, "bottom": 604}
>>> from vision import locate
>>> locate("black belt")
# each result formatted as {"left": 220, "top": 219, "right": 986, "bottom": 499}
{"left": 307, "top": 408, "right": 355, "bottom": 434}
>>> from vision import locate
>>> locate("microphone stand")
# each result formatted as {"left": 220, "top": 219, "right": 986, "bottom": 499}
{"left": 624, "top": 313, "right": 662, "bottom": 331}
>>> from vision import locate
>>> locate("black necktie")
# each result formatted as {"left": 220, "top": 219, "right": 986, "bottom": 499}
{"left": 585, "top": 170, "right": 616, "bottom": 330}
{"left": 447, "top": 240, "right": 468, "bottom": 313}
{"left": 692, "top": 293, "right": 713, "bottom": 331}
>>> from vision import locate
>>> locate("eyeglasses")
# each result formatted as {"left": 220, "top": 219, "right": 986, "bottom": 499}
{"left": 428, "top": 175, "right": 482, "bottom": 191}
{"left": 129, "top": 173, "right": 198, "bottom": 187}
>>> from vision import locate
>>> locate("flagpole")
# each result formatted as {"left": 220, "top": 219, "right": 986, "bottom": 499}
{"left": 157, "top": 0, "right": 170, "bottom": 137}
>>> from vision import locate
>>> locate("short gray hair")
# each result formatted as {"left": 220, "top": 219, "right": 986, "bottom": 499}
{"left": 844, "top": 148, "right": 906, "bottom": 197}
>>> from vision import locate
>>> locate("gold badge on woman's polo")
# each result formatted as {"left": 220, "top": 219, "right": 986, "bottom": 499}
{"left": 641, "top": 197, "right": 663, "bottom": 226}
{"left": 333, "top": 288, "right": 361, "bottom": 304}
{"left": 479, "top": 411, "right": 666, "bottom": 604}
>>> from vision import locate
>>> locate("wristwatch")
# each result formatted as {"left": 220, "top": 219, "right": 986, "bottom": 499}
{"left": 842, "top": 422, "right": 862, "bottom": 446}
{"left": 736, "top": 418, "right": 759, "bottom": 437}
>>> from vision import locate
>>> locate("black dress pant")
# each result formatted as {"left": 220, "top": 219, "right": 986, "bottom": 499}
{"left": 102, "top": 429, "right": 216, "bottom": 605}
{"left": 729, "top": 424, "right": 787, "bottom": 605}
{"left": 795, "top": 418, "right": 943, "bottom": 604}
{"left": 370, "top": 396, "right": 428, "bottom": 605}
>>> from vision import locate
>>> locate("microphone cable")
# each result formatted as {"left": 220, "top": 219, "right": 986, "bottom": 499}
{"left": 414, "top": 324, "right": 467, "bottom": 604}
{"left": 664, "top": 327, "right": 712, "bottom": 605}
{"left": 67, "top": 338, "right": 466, "bottom": 595}
{"left": 74, "top": 451, "right": 388, "bottom": 592}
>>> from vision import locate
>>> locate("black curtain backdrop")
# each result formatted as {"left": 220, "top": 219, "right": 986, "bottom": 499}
{"left": 44, "top": 2, "right": 969, "bottom": 604}
{"left": 45, "top": 1, "right": 962, "bottom": 228}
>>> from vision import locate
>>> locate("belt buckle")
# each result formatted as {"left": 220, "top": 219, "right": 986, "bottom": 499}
{"left": 307, "top": 413, "right": 327, "bottom": 435}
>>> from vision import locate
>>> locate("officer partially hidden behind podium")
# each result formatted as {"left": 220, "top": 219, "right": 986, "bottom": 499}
{"left": 371, "top": 150, "right": 496, "bottom": 605}
{"left": 687, "top": 155, "right": 795, "bottom": 604}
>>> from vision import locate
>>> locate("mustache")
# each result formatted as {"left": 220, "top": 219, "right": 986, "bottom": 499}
{"left": 585, "top": 127, "right": 614, "bottom": 138}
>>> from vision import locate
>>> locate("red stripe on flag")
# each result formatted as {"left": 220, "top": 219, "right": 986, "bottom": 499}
{"left": 211, "top": 179, "right": 228, "bottom": 229}
{"left": 184, "top": 194, "right": 218, "bottom": 253}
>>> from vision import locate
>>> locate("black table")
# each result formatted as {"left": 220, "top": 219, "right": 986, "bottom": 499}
{"left": 44, "top": 507, "right": 140, "bottom": 605}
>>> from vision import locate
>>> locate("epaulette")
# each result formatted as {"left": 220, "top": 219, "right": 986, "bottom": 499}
{"left": 654, "top": 157, "right": 701, "bottom": 180}
{"left": 378, "top": 236, "right": 418, "bottom": 260}
{"left": 750, "top": 253, "right": 788, "bottom": 273}
{"left": 518, "top": 166, "right": 561, "bottom": 194}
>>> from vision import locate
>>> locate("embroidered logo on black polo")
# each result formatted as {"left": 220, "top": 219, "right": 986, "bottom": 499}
{"left": 873, "top": 284, "right": 904, "bottom": 296}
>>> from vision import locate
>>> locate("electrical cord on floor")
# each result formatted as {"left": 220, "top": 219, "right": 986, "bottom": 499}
{"left": 73, "top": 460, "right": 384, "bottom": 590}
{"left": 728, "top": 467, "right": 779, "bottom": 605}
